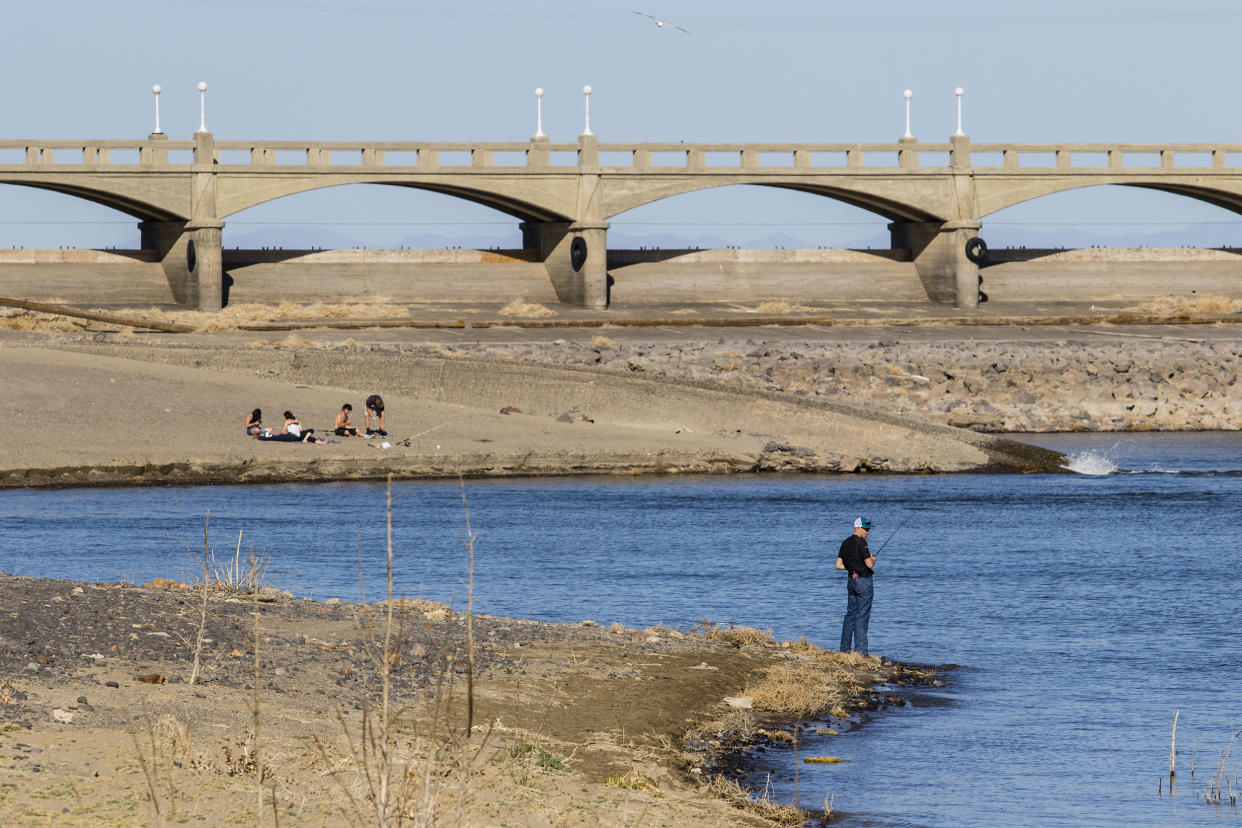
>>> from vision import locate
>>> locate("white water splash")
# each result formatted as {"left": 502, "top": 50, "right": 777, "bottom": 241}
{"left": 1063, "top": 451, "right": 1120, "bottom": 476}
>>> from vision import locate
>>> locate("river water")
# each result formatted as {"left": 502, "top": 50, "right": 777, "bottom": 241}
{"left": 2, "top": 432, "right": 1240, "bottom": 826}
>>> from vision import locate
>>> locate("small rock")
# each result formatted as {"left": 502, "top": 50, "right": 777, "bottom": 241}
{"left": 724, "top": 696, "right": 753, "bottom": 709}
{"left": 499, "top": 406, "right": 522, "bottom": 415}
{"left": 104, "top": 681, "right": 119, "bottom": 688}
{"left": 51, "top": 708, "right": 74, "bottom": 724}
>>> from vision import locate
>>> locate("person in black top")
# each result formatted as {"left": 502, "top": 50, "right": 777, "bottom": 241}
{"left": 365, "top": 394, "right": 387, "bottom": 436}
{"left": 836, "top": 516, "right": 876, "bottom": 655}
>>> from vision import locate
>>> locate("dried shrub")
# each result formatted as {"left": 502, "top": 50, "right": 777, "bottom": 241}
{"left": 1129, "top": 295, "right": 1242, "bottom": 315}
{"left": 499, "top": 297, "right": 557, "bottom": 317}
{"left": 691, "top": 619, "right": 773, "bottom": 648}
{"left": 754, "top": 299, "right": 816, "bottom": 313}
{"left": 706, "top": 774, "right": 806, "bottom": 826}
{"left": 695, "top": 709, "right": 758, "bottom": 742}
{"left": 744, "top": 660, "right": 867, "bottom": 718}
{"left": 0, "top": 308, "right": 86, "bottom": 332}
{"left": 605, "top": 772, "right": 661, "bottom": 795}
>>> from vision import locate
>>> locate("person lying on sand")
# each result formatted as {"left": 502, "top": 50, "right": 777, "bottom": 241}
{"left": 255, "top": 410, "right": 326, "bottom": 443}
{"left": 334, "top": 403, "right": 361, "bottom": 437}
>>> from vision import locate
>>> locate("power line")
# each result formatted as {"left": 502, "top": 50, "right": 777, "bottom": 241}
{"left": 3, "top": 218, "right": 1242, "bottom": 227}
{"left": 151, "top": 0, "right": 1242, "bottom": 28}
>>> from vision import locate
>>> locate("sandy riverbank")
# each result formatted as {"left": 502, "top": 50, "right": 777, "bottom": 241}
{"left": 0, "top": 572, "right": 938, "bottom": 825}
{"left": 0, "top": 335, "right": 1064, "bottom": 489}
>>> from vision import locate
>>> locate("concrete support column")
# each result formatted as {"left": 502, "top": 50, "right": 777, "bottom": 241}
{"left": 185, "top": 220, "right": 225, "bottom": 311}
{"left": 520, "top": 219, "right": 610, "bottom": 309}
{"left": 890, "top": 219, "right": 983, "bottom": 307}
{"left": 187, "top": 131, "right": 225, "bottom": 311}
{"left": 138, "top": 219, "right": 186, "bottom": 260}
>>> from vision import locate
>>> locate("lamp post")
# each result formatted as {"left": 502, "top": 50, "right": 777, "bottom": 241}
{"left": 954, "top": 87, "right": 965, "bottom": 137}
{"left": 582, "top": 84, "right": 593, "bottom": 136}
{"left": 152, "top": 85, "right": 163, "bottom": 134}
{"left": 534, "top": 87, "right": 545, "bottom": 139}
{"left": 196, "top": 81, "right": 208, "bottom": 133}
{"left": 903, "top": 89, "right": 913, "bottom": 139}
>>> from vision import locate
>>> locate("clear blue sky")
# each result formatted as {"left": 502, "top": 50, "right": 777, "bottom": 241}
{"left": 2, "top": 0, "right": 1240, "bottom": 250}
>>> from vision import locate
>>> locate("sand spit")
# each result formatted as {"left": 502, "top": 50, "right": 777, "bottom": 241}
{"left": 0, "top": 341, "right": 1064, "bottom": 489}
{"left": 0, "top": 573, "right": 939, "bottom": 825}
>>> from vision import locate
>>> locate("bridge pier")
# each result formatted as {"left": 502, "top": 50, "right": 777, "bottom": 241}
{"left": 890, "top": 219, "right": 982, "bottom": 308}
{"left": 138, "top": 218, "right": 225, "bottom": 311}
{"left": 521, "top": 219, "right": 610, "bottom": 309}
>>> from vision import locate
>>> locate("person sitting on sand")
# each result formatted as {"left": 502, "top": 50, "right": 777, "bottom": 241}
{"left": 334, "top": 403, "right": 361, "bottom": 437}
{"left": 256, "top": 411, "right": 325, "bottom": 443}
{"left": 365, "top": 394, "right": 387, "bottom": 436}
{"left": 245, "top": 408, "right": 263, "bottom": 436}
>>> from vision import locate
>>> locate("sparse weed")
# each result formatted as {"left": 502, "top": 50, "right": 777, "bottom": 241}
{"left": 498, "top": 297, "right": 557, "bottom": 317}
{"left": 605, "top": 772, "right": 661, "bottom": 796}
{"left": 754, "top": 300, "right": 816, "bottom": 314}
{"left": 706, "top": 774, "right": 806, "bottom": 826}
{"left": 1130, "top": 295, "right": 1242, "bottom": 315}
{"left": 691, "top": 619, "right": 774, "bottom": 648}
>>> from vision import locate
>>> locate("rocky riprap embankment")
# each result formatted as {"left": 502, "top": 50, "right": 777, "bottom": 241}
{"left": 415, "top": 337, "right": 1242, "bottom": 433}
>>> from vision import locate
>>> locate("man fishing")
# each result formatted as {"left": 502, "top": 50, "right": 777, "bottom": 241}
{"left": 836, "top": 516, "right": 877, "bottom": 655}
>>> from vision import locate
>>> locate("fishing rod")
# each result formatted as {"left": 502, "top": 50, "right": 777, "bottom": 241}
{"left": 392, "top": 421, "right": 451, "bottom": 447}
{"left": 872, "top": 515, "right": 910, "bottom": 558}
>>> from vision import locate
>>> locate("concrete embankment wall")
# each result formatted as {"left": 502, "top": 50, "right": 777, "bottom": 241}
{"left": 1, "top": 247, "right": 1240, "bottom": 306}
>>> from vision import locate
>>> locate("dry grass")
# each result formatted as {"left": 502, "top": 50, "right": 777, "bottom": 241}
{"left": 591, "top": 335, "right": 615, "bottom": 347}
{"left": 669, "top": 308, "right": 698, "bottom": 315}
{"left": 498, "top": 297, "right": 557, "bottom": 317}
{"left": 1128, "top": 295, "right": 1242, "bottom": 315}
{"left": 754, "top": 299, "right": 816, "bottom": 313}
{"left": 705, "top": 775, "right": 806, "bottom": 826}
{"left": 696, "top": 709, "right": 758, "bottom": 742}
{"left": 744, "top": 652, "right": 879, "bottom": 718}
{"left": 1201, "top": 727, "right": 1240, "bottom": 806}
{"left": 0, "top": 307, "right": 88, "bottom": 332}
{"left": 269, "top": 333, "right": 313, "bottom": 349}
{"left": 692, "top": 619, "right": 774, "bottom": 648}
{"left": 604, "top": 772, "right": 661, "bottom": 795}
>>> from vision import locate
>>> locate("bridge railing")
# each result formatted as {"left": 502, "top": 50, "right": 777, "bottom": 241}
{"left": 0, "top": 139, "right": 196, "bottom": 166}
{"left": 4, "top": 139, "right": 1242, "bottom": 171}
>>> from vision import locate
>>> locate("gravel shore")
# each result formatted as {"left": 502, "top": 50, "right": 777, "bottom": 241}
{"left": 414, "top": 335, "right": 1242, "bottom": 433}
{"left": 0, "top": 573, "right": 933, "bottom": 825}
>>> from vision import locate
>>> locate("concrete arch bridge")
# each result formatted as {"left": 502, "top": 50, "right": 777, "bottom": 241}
{"left": 4, "top": 130, "right": 1242, "bottom": 309}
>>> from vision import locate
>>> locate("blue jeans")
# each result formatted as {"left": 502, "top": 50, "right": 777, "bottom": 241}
{"left": 840, "top": 576, "right": 874, "bottom": 655}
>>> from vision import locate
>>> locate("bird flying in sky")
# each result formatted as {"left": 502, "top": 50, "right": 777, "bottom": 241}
{"left": 634, "top": 11, "right": 690, "bottom": 33}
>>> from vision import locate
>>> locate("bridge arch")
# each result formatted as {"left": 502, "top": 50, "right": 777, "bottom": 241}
{"left": 599, "top": 177, "right": 948, "bottom": 223}
{"left": 605, "top": 182, "right": 898, "bottom": 248}
{"left": 975, "top": 176, "right": 1242, "bottom": 220}
{"left": 0, "top": 177, "right": 188, "bottom": 223}
{"left": 215, "top": 176, "right": 576, "bottom": 224}
{"left": 221, "top": 182, "right": 527, "bottom": 249}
